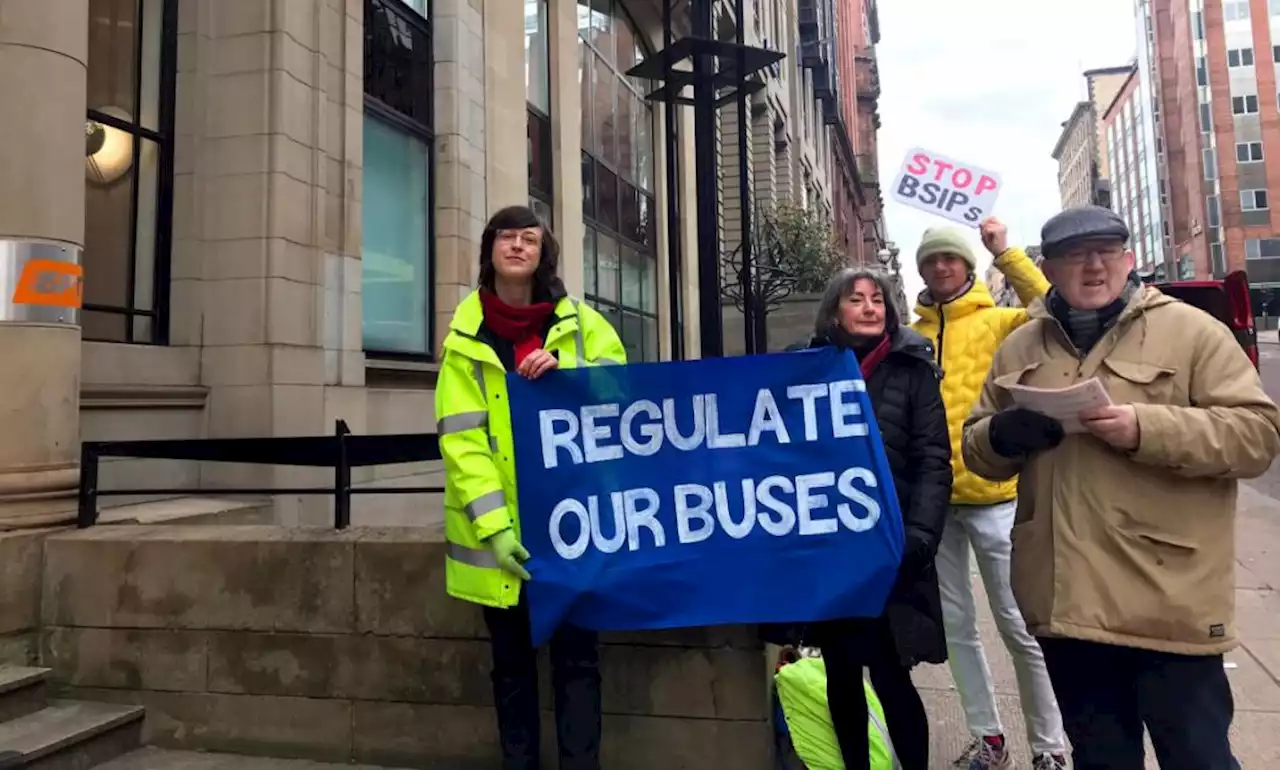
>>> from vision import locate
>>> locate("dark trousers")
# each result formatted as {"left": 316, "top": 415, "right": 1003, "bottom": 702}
{"left": 817, "top": 616, "right": 930, "bottom": 770}
{"left": 1039, "top": 637, "right": 1241, "bottom": 770}
{"left": 483, "top": 596, "right": 601, "bottom": 770}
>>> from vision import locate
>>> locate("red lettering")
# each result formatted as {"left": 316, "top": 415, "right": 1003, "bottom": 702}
{"left": 906, "top": 153, "right": 930, "bottom": 175}
{"left": 975, "top": 175, "right": 998, "bottom": 195}
{"left": 932, "top": 161, "right": 954, "bottom": 181}
{"left": 952, "top": 168, "right": 973, "bottom": 189}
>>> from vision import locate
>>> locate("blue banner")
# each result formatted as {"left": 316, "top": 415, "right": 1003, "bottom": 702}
{"left": 507, "top": 347, "right": 905, "bottom": 646}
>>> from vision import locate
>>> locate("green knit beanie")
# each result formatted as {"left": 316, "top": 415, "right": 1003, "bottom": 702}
{"left": 916, "top": 226, "right": 977, "bottom": 273}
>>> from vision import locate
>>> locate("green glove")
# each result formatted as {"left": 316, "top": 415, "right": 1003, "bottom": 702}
{"left": 488, "top": 528, "right": 531, "bottom": 581}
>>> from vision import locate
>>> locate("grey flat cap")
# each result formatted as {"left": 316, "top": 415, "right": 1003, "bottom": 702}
{"left": 1040, "top": 205, "right": 1131, "bottom": 257}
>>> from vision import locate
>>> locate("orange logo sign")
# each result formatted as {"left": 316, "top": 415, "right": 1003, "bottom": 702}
{"left": 12, "top": 259, "right": 84, "bottom": 309}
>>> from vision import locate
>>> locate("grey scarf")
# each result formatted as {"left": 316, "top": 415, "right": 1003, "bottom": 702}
{"left": 1047, "top": 271, "right": 1142, "bottom": 354}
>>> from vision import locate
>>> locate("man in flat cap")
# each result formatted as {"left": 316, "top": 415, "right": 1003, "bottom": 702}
{"left": 962, "top": 204, "right": 1280, "bottom": 769}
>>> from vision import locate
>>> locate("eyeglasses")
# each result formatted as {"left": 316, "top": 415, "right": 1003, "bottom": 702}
{"left": 1055, "top": 244, "right": 1126, "bottom": 265}
{"left": 496, "top": 229, "right": 543, "bottom": 248}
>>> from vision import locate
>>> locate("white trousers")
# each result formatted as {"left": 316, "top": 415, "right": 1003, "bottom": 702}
{"left": 935, "top": 501, "right": 1065, "bottom": 756}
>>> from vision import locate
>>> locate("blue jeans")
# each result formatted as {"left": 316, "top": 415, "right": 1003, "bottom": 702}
{"left": 1040, "top": 636, "right": 1240, "bottom": 770}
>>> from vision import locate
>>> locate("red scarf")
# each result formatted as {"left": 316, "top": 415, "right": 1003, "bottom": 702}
{"left": 856, "top": 334, "right": 892, "bottom": 378}
{"left": 479, "top": 290, "right": 556, "bottom": 367}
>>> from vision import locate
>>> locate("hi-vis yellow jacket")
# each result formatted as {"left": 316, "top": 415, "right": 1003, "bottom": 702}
{"left": 435, "top": 290, "right": 627, "bottom": 609}
{"left": 911, "top": 248, "right": 1048, "bottom": 505}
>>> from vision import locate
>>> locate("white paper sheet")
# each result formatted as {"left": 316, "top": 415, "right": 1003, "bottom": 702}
{"left": 1004, "top": 377, "right": 1113, "bottom": 434}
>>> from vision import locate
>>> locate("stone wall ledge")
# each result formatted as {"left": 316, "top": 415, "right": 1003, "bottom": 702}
{"left": 38, "top": 525, "right": 774, "bottom": 768}
{"left": 41, "top": 525, "right": 761, "bottom": 648}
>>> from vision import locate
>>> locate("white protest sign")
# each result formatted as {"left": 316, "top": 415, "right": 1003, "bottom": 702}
{"left": 890, "top": 148, "right": 1003, "bottom": 228}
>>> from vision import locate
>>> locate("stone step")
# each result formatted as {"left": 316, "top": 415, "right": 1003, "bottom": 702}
{"left": 93, "top": 747, "right": 411, "bottom": 770}
{"left": 0, "top": 668, "right": 48, "bottom": 724}
{"left": 0, "top": 700, "right": 143, "bottom": 769}
{"left": 97, "top": 497, "right": 273, "bottom": 526}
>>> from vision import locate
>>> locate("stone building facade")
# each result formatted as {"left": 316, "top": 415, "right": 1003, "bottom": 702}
{"left": 1052, "top": 102, "right": 1099, "bottom": 208}
{"left": 0, "top": 0, "right": 899, "bottom": 531}
{"left": 0, "top": 0, "right": 726, "bottom": 531}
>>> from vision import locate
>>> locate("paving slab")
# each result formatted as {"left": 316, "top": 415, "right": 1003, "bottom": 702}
{"left": 95, "top": 747, "right": 412, "bottom": 770}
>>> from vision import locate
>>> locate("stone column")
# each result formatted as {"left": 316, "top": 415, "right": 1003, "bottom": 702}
{"left": 0, "top": 0, "right": 88, "bottom": 529}
{"left": 483, "top": 1, "right": 528, "bottom": 212}
{"left": 549, "top": 0, "right": 584, "bottom": 296}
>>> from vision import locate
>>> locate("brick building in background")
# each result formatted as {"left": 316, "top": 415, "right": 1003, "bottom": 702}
{"left": 1138, "top": 0, "right": 1280, "bottom": 291}
{"left": 830, "top": 0, "right": 887, "bottom": 267}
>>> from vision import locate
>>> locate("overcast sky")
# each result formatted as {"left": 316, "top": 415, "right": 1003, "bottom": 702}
{"left": 875, "top": 0, "right": 1138, "bottom": 307}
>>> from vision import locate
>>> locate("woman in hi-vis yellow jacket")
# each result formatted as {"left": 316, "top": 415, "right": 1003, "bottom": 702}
{"left": 435, "top": 205, "right": 625, "bottom": 770}
{"left": 910, "top": 218, "right": 1068, "bottom": 770}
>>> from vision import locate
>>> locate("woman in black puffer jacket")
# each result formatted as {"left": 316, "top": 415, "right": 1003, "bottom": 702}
{"left": 804, "top": 268, "right": 952, "bottom": 770}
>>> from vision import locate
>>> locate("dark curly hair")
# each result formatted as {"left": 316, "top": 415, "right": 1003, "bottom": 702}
{"left": 478, "top": 205, "right": 567, "bottom": 303}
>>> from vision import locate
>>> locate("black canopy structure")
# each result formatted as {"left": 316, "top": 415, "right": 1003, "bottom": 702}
{"left": 626, "top": 0, "right": 783, "bottom": 357}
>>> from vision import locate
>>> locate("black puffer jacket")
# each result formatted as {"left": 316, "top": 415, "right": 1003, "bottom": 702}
{"left": 807, "top": 326, "right": 953, "bottom": 667}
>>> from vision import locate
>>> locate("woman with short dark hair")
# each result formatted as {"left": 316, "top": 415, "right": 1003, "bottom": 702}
{"left": 805, "top": 268, "right": 952, "bottom": 770}
{"left": 435, "top": 205, "right": 625, "bottom": 770}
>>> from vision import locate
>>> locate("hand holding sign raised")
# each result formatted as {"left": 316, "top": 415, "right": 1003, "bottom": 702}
{"left": 980, "top": 217, "right": 1008, "bottom": 256}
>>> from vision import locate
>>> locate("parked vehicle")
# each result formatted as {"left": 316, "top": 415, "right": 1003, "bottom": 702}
{"left": 1155, "top": 269, "right": 1258, "bottom": 370}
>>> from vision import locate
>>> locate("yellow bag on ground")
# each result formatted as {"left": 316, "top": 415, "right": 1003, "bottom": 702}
{"left": 774, "top": 656, "right": 899, "bottom": 770}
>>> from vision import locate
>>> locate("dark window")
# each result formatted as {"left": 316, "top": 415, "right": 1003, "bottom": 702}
{"left": 362, "top": 0, "right": 435, "bottom": 358}
{"left": 1242, "top": 189, "right": 1269, "bottom": 211}
{"left": 528, "top": 108, "right": 554, "bottom": 221}
{"left": 1197, "top": 56, "right": 1208, "bottom": 86}
{"left": 1228, "top": 48, "right": 1254, "bottom": 67}
{"left": 527, "top": 0, "right": 553, "bottom": 224}
{"left": 1192, "top": 11, "right": 1204, "bottom": 39}
{"left": 84, "top": 0, "right": 178, "bottom": 343}
{"left": 1243, "top": 238, "right": 1280, "bottom": 259}
{"left": 579, "top": 0, "right": 659, "bottom": 361}
{"left": 1237, "top": 141, "right": 1264, "bottom": 162}
{"left": 1232, "top": 94, "right": 1259, "bottom": 114}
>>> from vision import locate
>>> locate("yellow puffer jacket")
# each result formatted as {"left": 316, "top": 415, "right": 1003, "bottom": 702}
{"left": 912, "top": 247, "right": 1049, "bottom": 505}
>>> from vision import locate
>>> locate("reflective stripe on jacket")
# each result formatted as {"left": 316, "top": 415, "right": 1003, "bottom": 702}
{"left": 775, "top": 657, "right": 899, "bottom": 770}
{"left": 435, "top": 290, "right": 627, "bottom": 608}
{"left": 911, "top": 247, "right": 1049, "bottom": 505}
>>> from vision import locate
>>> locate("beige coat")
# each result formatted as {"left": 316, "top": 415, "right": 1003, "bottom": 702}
{"left": 962, "top": 286, "right": 1280, "bottom": 655}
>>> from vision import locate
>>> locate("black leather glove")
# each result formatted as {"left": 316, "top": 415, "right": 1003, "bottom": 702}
{"left": 988, "top": 407, "right": 1065, "bottom": 458}
{"left": 896, "top": 532, "right": 934, "bottom": 585}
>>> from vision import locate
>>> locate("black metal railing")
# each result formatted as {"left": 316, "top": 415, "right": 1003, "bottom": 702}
{"left": 78, "top": 420, "right": 443, "bottom": 530}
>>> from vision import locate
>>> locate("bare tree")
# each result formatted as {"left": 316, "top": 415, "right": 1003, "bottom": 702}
{"left": 722, "top": 202, "right": 846, "bottom": 352}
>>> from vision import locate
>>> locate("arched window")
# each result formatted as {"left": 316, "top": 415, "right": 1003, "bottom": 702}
{"left": 578, "top": 0, "right": 657, "bottom": 362}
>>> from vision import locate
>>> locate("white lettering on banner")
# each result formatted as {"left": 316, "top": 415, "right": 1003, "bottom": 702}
{"left": 889, "top": 147, "right": 1003, "bottom": 228}
{"left": 550, "top": 487, "right": 666, "bottom": 559}
{"left": 548, "top": 466, "right": 883, "bottom": 560}
{"left": 538, "top": 380, "right": 869, "bottom": 469}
